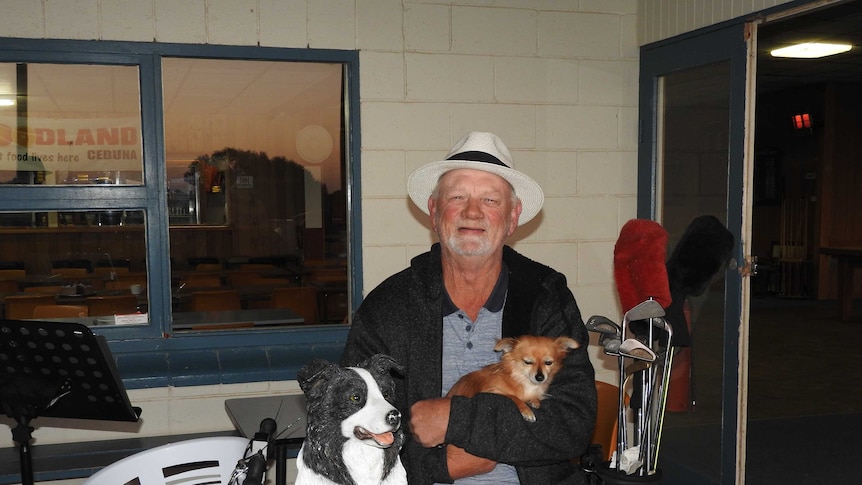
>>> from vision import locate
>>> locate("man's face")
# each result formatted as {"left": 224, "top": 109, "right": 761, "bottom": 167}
{"left": 429, "top": 169, "right": 522, "bottom": 257}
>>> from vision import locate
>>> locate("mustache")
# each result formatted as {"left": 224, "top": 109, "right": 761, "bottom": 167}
{"left": 455, "top": 219, "right": 489, "bottom": 231}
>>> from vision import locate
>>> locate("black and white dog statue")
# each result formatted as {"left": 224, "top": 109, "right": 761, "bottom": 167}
{"left": 296, "top": 354, "right": 407, "bottom": 485}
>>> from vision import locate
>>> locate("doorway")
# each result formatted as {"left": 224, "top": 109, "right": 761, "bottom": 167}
{"left": 639, "top": 1, "right": 862, "bottom": 484}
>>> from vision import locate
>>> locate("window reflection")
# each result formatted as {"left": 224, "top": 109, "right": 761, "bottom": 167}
{"left": 162, "top": 58, "right": 349, "bottom": 329}
{"left": 0, "top": 63, "right": 143, "bottom": 186}
{"left": 0, "top": 210, "right": 148, "bottom": 325}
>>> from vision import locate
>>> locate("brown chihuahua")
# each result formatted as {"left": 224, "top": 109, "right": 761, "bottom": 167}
{"left": 447, "top": 335, "right": 579, "bottom": 422}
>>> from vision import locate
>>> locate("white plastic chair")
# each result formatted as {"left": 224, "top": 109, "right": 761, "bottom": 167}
{"left": 83, "top": 436, "right": 248, "bottom": 485}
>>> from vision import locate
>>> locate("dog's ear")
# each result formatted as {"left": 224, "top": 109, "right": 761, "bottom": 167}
{"left": 555, "top": 336, "right": 580, "bottom": 352}
{"left": 362, "top": 354, "right": 403, "bottom": 399}
{"left": 362, "top": 354, "right": 405, "bottom": 378}
{"left": 494, "top": 337, "right": 517, "bottom": 353}
{"left": 297, "top": 358, "right": 337, "bottom": 395}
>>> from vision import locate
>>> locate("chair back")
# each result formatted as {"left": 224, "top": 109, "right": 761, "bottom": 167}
{"left": 593, "top": 381, "right": 623, "bottom": 462}
{"left": 182, "top": 273, "right": 222, "bottom": 288}
{"left": 191, "top": 289, "right": 241, "bottom": 312}
{"left": 239, "top": 263, "right": 275, "bottom": 270}
{"left": 227, "top": 270, "right": 273, "bottom": 287}
{"left": 5, "top": 294, "right": 56, "bottom": 319}
{"left": 0, "top": 269, "right": 26, "bottom": 281}
{"left": 0, "top": 279, "right": 20, "bottom": 293}
{"left": 194, "top": 263, "right": 223, "bottom": 271}
{"left": 33, "top": 305, "right": 89, "bottom": 318}
{"left": 270, "top": 286, "right": 318, "bottom": 324}
{"left": 86, "top": 294, "right": 139, "bottom": 316}
{"left": 93, "top": 266, "right": 131, "bottom": 277}
{"left": 81, "top": 436, "right": 249, "bottom": 485}
{"left": 24, "top": 285, "right": 64, "bottom": 294}
{"left": 51, "top": 267, "right": 89, "bottom": 278}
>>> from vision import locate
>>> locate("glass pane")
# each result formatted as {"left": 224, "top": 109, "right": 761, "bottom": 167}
{"left": 0, "top": 63, "right": 143, "bottom": 185}
{"left": 162, "top": 58, "right": 348, "bottom": 330}
{"left": 0, "top": 209, "right": 148, "bottom": 326}
{"left": 657, "top": 62, "right": 730, "bottom": 482}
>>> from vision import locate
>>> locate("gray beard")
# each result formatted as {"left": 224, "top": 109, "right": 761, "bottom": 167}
{"left": 444, "top": 234, "right": 492, "bottom": 257}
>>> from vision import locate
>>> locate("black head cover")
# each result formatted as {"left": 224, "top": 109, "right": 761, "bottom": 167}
{"left": 664, "top": 215, "right": 734, "bottom": 347}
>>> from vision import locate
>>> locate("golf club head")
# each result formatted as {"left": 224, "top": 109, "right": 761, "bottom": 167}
{"left": 602, "top": 336, "right": 622, "bottom": 354}
{"left": 619, "top": 338, "right": 657, "bottom": 362}
{"left": 624, "top": 300, "right": 666, "bottom": 323}
{"left": 622, "top": 299, "right": 667, "bottom": 336}
{"left": 586, "top": 315, "right": 621, "bottom": 335}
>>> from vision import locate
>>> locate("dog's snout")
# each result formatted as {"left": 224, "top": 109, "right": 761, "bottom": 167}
{"left": 386, "top": 409, "right": 401, "bottom": 426}
{"left": 535, "top": 371, "right": 545, "bottom": 382}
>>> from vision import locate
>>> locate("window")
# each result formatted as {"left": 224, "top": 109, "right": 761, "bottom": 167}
{"left": 0, "top": 39, "right": 358, "bottom": 386}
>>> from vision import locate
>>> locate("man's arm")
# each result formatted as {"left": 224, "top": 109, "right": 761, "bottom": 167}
{"left": 410, "top": 398, "right": 497, "bottom": 479}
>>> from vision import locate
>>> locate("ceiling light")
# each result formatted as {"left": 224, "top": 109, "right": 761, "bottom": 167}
{"left": 770, "top": 42, "right": 852, "bottom": 58}
{"left": 0, "top": 98, "right": 14, "bottom": 107}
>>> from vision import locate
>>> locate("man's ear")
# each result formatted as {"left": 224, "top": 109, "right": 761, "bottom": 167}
{"left": 508, "top": 200, "right": 523, "bottom": 236}
{"left": 428, "top": 198, "right": 438, "bottom": 230}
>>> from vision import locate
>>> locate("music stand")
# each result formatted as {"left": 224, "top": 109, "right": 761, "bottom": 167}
{"left": 0, "top": 319, "right": 141, "bottom": 485}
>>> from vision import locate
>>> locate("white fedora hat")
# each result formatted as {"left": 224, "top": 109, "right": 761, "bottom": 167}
{"left": 407, "top": 132, "right": 544, "bottom": 225}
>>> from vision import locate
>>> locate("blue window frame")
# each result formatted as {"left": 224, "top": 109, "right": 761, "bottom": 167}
{"left": 0, "top": 38, "right": 360, "bottom": 388}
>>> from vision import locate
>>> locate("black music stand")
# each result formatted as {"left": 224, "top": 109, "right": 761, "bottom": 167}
{"left": 0, "top": 319, "right": 141, "bottom": 485}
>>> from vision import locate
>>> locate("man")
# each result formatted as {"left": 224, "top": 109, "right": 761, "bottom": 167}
{"left": 341, "top": 132, "right": 596, "bottom": 484}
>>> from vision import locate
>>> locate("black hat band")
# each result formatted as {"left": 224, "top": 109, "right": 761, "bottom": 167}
{"left": 446, "top": 151, "right": 509, "bottom": 168}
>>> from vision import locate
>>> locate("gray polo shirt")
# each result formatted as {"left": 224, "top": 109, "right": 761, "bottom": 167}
{"left": 439, "top": 265, "right": 519, "bottom": 484}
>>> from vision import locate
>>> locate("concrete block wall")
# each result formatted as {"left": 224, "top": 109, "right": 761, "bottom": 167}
{"left": 0, "top": 1, "right": 648, "bottom": 482}
{"left": 637, "top": 0, "right": 793, "bottom": 45}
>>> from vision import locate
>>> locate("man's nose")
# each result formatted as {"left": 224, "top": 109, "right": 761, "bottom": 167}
{"left": 463, "top": 198, "right": 483, "bottom": 217}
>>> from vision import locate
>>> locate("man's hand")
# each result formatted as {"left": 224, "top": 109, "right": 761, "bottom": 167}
{"left": 409, "top": 398, "right": 451, "bottom": 447}
{"left": 446, "top": 445, "right": 497, "bottom": 479}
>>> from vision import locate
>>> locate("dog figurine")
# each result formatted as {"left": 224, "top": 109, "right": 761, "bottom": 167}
{"left": 296, "top": 354, "right": 407, "bottom": 485}
{"left": 447, "top": 335, "right": 579, "bottom": 422}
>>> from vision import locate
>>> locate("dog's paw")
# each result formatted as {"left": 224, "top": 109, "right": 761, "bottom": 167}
{"left": 520, "top": 409, "right": 537, "bottom": 422}
{"left": 527, "top": 399, "right": 541, "bottom": 409}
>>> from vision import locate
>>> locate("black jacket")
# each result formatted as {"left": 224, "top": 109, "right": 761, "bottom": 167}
{"left": 341, "top": 244, "right": 597, "bottom": 485}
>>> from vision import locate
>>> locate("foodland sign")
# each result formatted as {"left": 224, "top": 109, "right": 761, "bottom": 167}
{"left": 0, "top": 118, "right": 142, "bottom": 172}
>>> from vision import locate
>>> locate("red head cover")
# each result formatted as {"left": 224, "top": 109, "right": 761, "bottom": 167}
{"left": 613, "top": 219, "right": 672, "bottom": 313}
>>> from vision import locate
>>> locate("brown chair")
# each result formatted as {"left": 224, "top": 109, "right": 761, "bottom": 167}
{"left": 239, "top": 263, "right": 275, "bottom": 270}
{"left": 182, "top": 273, "right": 222, "bottom": 288}
{"left": 0, "top": 279, "right": 20, "bottom": 293}
{"left": 93, "top": 266, "right": 130, "bottom": 277}
{"left": 592, "top": 381, "right": 626, "bottom": 463}
{"left": 0, "top": 269, "right": 26, "bottom": 281}
{"left": 308, "top": 267, "right": 347, "bottom": 282}
{"left": 51, "top": 267, "right": 89, "bottom": 278}
{"left": 270, "top": 286, "right": 319, "bottom": 325}
{"left": 24, "top": 285, "right": 64, "bottom": 294}
{"left": 86, "top": 294, "right": 140, "bottom": 316}
{"left": 193, "top": 263, "right": 223, "bottom": 272}
{"left": 227, "top": 270, "right": 273, "bottom": 287}
{"left": 5, "top": 294, "right": 56, "bottom": 319}
{"left": 191, "top": 289, "right": 241, "bottom": 312}
{"left": 116, "top": 272, "right": 148, "bottom": 285}
{"left": 32, "top": 304, "right": 89, "bottom": 318}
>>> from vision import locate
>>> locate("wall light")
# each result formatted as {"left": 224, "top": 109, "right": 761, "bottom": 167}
{"left": 0, "top": 98, "right": 14, "bottom": 107}
{"left": 770, "top": 42, "right": 852, "bottom": 58}
{"left": 792, "top": 113, "right": 812, "bottom": 130}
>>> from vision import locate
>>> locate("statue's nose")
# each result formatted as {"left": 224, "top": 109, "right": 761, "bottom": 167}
{"left": 386, "top": 409, "right": 401, "bottom": 426}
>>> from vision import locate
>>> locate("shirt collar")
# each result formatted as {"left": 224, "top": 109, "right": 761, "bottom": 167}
{"left": 442, "top": 262, "right": 509, "bottom": 315}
